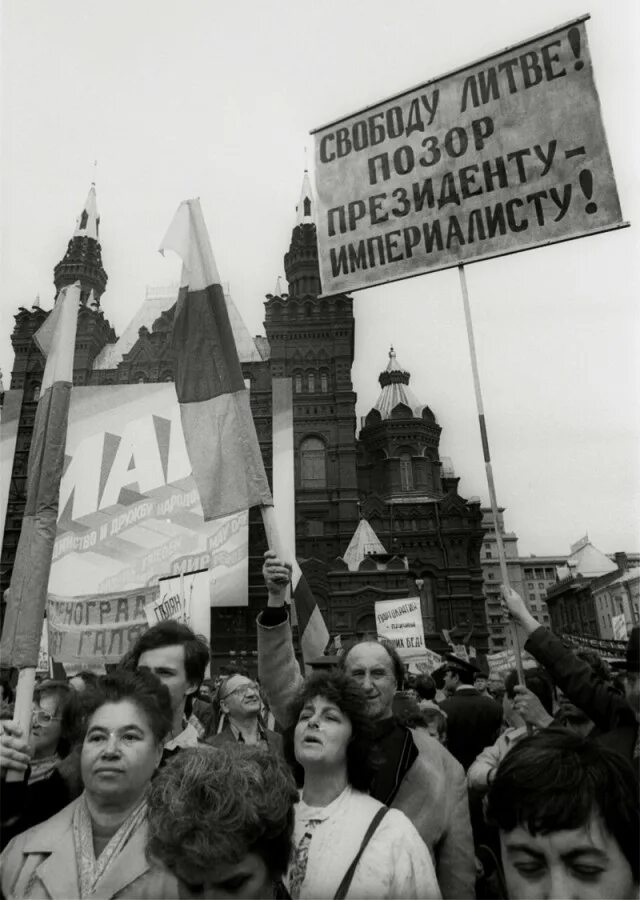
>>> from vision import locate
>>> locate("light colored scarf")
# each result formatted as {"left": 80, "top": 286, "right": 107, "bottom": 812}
{"left": 28, "top": 753, "right": 60, "bottom": 784}
{"left": 72, "top": 791, "right": 148, "bottom": 899}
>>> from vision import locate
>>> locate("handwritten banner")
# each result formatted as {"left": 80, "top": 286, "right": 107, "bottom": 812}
{"left": 375, "top": 597, "right": 426, "bottom": 661}
{"left": 313, "top": 16, "right": 625, "bottom": 294}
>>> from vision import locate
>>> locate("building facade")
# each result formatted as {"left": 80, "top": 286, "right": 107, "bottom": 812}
{"left": 2, "top": 179, "right": 490, "bottom": 668}
{"left": 480, "top": 508, "right": 560, "bottom": 651}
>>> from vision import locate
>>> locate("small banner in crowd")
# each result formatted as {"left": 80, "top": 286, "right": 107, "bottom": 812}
{"left": 312, "top": 15, "right": 625, "bottom": 294}
{"left": 375, "top": 597, "right": 427, "bottom": 661}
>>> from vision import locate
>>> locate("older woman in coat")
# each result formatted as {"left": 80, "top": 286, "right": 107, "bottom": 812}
{"left": 0, "top": 669, "right": 181, "bottom": 900}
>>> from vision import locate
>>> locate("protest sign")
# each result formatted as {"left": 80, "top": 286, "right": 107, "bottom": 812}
{"left": 408, "top": 646, "right": 444, "bottom": 674}
{"left": 313, "top": 16, "right": 625, "bottom": 295}
{"left": 375, "top": 597, "right": 426, "bottom": 661}
{"left": 149, "top": 568, "right": 211, "bottom": 639}
{"left": 487, "top": 647, "right": 538, "bottom": 674}
{"left": 45, "top": 384, "right": 248, "bottom": 668}
{"left": 611, "top": 613, "right": 628, "bottom": 641}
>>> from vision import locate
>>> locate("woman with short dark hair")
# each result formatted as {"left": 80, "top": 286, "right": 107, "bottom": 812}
{"left": 1, "top": 669, "right": 181, "bottom": 899}
{"left": 283, "top": 670, "right": 441, "bottom": 899}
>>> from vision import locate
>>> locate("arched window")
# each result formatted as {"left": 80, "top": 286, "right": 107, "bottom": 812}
{"left": 300, "top": 437, "right": 326, "bottom": 489}
{"left": 303, "top": 197, "right": 312, "bottom": 217}
{"left": 399, "top": 453, "right": 413, "bottom": 491}
{"left": 308, "top": 372, "right": 315, "bottom": 393}
{"left": 294, "top": 373, "right": 303, "bottom": 394}
{"left": 320, "top": 371, "right": 329, "bottom": 393}
{"left": 31, "top": 383, "right": 41, "bottom": 402}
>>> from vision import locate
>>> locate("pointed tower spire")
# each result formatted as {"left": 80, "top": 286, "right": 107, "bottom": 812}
{"left": 32, "top": 294, "right": 41, "bottom": 310}
{"left": 296, "top": 169, "right": 316, "bottom": 225}
{"left": 274, "top": 275, "right": 287, "bottom": 297}
{"left": 285, "top": 170, "right": 321, "bottom": 297}
{"left": 54, "top": 182, "right": 108, "bottom": 305}
{"left": 73, "top": 183, "right": 100, "bottom": 240}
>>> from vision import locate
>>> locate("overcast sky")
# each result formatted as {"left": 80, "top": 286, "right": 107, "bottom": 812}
{"left": 1, "top": 0, "right": 638, "bottom": 558}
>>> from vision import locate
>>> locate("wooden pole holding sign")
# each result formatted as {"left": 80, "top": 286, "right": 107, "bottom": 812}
{"left": 458, "top": 264, "right": 525, "bottom": 686}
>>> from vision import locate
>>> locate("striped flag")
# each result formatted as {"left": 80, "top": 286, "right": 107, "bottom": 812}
{"left": 0, "top": 282, "right": 80, "bottom": 668}
{"left": 292, "top": 560, "right": 330, "bottom": 663}
{"left": 160, "top": 199, "right": 272, "bottom": 520}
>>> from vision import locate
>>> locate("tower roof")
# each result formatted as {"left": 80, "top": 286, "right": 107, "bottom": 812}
{"left": 342, "top": 518, "right": 387, "bottom": 571}
{"left": 556, "top": 539, "right": 618, "bottom": 581}
{"left": 296, "top": 170, "right": 316, "bottom": 225}
{"left": 54, "top": 182, "right": 107, "bottom": 301}
{"left": 73, "top": 183, "right": 100, "bottom": 240}
{"left": 373, "top": 347, "right": 426, "bottom": 419}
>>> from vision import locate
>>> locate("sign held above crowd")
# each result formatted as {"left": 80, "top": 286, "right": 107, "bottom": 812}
{"left": 312, "top": 15, "right": 626, "bottom": 295}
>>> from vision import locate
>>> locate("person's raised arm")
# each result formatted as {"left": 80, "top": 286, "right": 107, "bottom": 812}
{"left": 501, "top": 585, "right": 631, "bottom": 732}
{"left": 257, "top": 551, "right": 304, "bottom": 728}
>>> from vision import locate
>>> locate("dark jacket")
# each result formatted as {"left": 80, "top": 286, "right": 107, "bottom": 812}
{"left": 1, "top": 766, "right": 78, "bottom": 850}
{"left": 440, "top": 688, "right": 503, "bottom": 771}
{"left": 525, "top": 626, "right": 638, "bottom": 761}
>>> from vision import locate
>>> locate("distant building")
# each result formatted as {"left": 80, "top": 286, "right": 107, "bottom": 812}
{"left": 480, "top": 508, "right": 562, "bottom": 651}
{"left": 545, "top": 537, "right": 636, "bottom": 639}
{"left": 2, "top": 177, "right": 490, "bottom": 668}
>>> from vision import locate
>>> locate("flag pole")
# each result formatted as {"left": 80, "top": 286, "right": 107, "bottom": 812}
{"left": 458, "top": 264, "right": 525, "bottom": 686}
{"left": 260, "top": 505, "right": 292, "bottom": 607}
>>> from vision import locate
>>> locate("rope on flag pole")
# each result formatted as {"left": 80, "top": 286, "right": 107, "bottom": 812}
{"left": 458, "top": 264, "right": 525, "bottom": 687}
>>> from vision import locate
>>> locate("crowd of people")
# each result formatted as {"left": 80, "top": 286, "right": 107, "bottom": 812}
{"left": 0, "top": 552, "right": 637, "bottom": 899}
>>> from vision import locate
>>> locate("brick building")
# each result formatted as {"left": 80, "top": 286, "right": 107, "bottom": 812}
{"left": 1, "top": 178, "right": 489, "bottom": 666}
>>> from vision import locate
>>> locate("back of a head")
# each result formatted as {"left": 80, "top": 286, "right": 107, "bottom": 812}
{"left": 414, "top": 673, "right": 437, "bottom": 701}
{"left": 79, "top": 669, "right": 173, "bottom": 745}
{"left": 147, "top": 745, "right": 297, "bottom": 883}
{"left": 504, "top": 667, "right": 555, "bottom": 715}
{"left": 130, "top": 620, "right": 210, "bottom": 686}
{"left": 486, "top": 729, "right": 640, "bottom": 884}
{"left": 575, "top": 648, "right": 611, "bottom": 682}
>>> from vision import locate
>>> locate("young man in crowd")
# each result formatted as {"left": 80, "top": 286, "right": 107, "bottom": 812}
{"left": 257, "top": 551, "right": 475, "bottom": 900}
{"left": 502, "top": 586, "right": 639, "bottom": 761}
{"left": 439, "top": 655, "right": 503, "bottom": 771}
{"left": 486, "top": 728, "right": 639, "bottom": 899}
{"left": 128, "top": 620, "right": 210, "bottom": 757}
{"left": 207, "top": 673, "right": 282, "bottom": 753}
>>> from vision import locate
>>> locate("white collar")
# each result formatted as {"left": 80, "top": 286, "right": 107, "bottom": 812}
{"left": 164, "top": 720, "right": 199, "bottom": 751}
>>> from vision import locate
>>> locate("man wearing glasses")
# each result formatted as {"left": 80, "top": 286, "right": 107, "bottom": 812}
{"left": 207, "top": 674, "right": 282, "bottom": 753}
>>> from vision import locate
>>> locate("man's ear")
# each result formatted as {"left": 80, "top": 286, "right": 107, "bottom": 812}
{"left": 185, "top": 680, "right": 198, "bottom": 698}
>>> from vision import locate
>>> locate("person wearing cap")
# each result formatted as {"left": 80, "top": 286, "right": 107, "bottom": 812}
{"left": 206, "top": 673, "right": 283, "bottom": 754}
{"left": 502, "top": 586, "right": 639, "bottom": 762}
{"left": 439, "top": 654, "right": 503, "bottom": 771}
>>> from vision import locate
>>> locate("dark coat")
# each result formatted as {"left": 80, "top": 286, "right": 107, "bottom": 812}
{"left": 1, "top": 768, "right": 75, "bottom": 850}
{"left": 440, "top": 688, "right": 503, "bottom": 771}
{"left": 525, "top": 626, "right": 638, "bottom": 762}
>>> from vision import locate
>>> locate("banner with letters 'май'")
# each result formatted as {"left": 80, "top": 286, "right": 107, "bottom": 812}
{"left": 46, "top": 383, "right": 248, "bottom": 669}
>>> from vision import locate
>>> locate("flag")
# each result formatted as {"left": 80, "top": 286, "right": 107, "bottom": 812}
{"left": 159, "top": 199, "right": 272, "bottom": 519}
{"left": 0, "top": 282, "right": 80, "bottom": 668}
{"left": 292, "top": 560, "right": 330, "bottom": 662}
